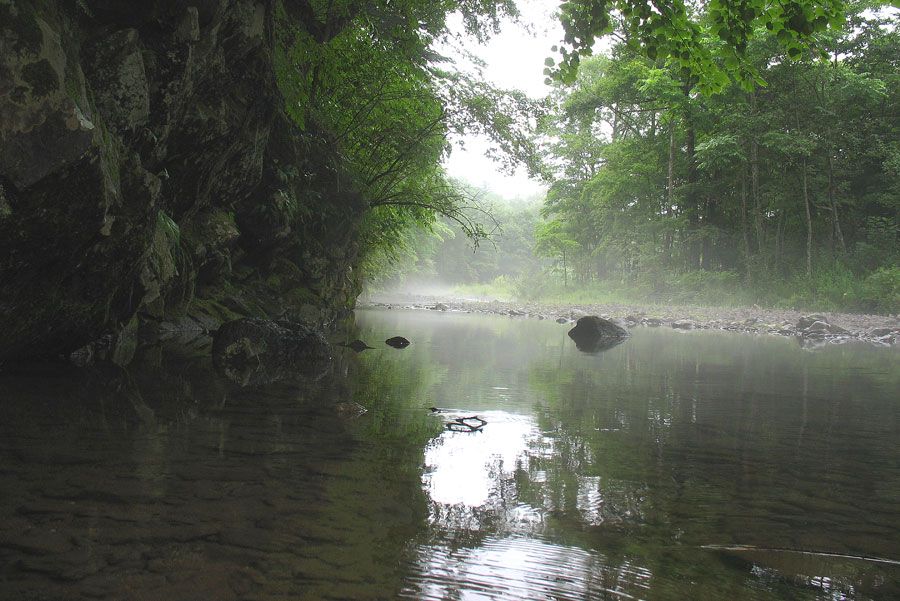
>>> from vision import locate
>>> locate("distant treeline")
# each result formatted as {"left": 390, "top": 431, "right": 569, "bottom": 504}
{"left": 370, "top": 6, "right": 899, "bottom": 314}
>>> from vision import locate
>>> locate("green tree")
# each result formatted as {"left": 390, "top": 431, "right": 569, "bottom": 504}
{"left": 275, "top": 0, "right": 541, "bottom": 263}
{"left": 534, "top": 219, "right": 581, "bottom": 287}
{"left": 546, "top": 0, "right": 846, "bottom": 93}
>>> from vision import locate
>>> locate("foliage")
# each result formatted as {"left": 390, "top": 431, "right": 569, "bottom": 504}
{"left": 546, "top": 0, "right": 847, "bottom": 93}
{"left": 275, "top": 0, "right": 541, "bottom": 263}
{"left": 529, "top": 4, "right": 899, "bottom": 313}
{"left": 363, "top": 188, "right": 544, "bottom": 290}
{"left": 857, "top": 266, "right": 900, "bottom": 313}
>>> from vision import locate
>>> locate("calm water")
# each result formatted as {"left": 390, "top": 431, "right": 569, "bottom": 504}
{"left": 1, "top": 308, "right": 898, "bottom": 600}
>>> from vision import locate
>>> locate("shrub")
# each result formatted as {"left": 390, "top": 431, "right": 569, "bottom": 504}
{"left": 856, "top": 266, "right": 900, "bottom": 314}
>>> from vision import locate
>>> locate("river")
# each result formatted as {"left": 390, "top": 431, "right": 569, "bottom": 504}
{"left": 1, "top": 308, "right": 898, "bottom": 600}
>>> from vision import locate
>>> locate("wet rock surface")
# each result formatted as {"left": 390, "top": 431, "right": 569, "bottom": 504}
{"left": 385, "top": 336, "right": 410, "bottom": 349}
{"left": 0, "top": 0, "right": 364, "bottom": 362}
{"left": 567, "top": 316, "right": 629, "bottom": 353}
{"left": 212, "top": 318, "right": 331, "bottom": 386}
{"left": 362, "top": 295, "right": 900, "bottom": 348}
{"left": 339, "top": 339, "right": 375, "bottom": 353}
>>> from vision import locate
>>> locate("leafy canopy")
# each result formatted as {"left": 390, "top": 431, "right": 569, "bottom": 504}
{"left": 546, "top": 0, "right": 847, "bottom": 93}
{"left": 276, "top": 0, "right": 542, "bottom": 256}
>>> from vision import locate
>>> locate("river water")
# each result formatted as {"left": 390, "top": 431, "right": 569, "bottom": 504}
{"left": 1, "top": 308, "right": 898, "bottom": 600}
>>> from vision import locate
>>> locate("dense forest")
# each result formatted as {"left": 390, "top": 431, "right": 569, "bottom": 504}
{"left": 371, "top": 2, "right": 899, "bottom": 314}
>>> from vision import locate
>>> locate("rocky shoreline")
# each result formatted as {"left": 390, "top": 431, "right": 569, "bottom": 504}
{"left": 361, "top": 295, "right": 900, "bottom": 348}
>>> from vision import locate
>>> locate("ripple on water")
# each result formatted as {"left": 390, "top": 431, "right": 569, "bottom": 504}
{"left": 405, "top": 536, "right": 652, "bottom": 600}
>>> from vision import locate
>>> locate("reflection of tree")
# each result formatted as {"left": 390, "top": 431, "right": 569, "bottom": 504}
{"left": 0, "top": 331, "right": 442, "bottom": 600}
{"left": 527, "top": 328, "right": 900, "bottom": 569}
{"left": 5, "top": 311, "right": 894, "bottom": 598}
{"left": 350, "top": 309, "right": 899, "bottom": 597}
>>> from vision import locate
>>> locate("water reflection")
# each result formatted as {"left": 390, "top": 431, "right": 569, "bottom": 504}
{"left": 1, "top": 309, "right": 898, "bottom": 600}
{"left": 353, "top": 309, "right": 900, "bottom": 600}
{"left": 424, "top": 411, "right": 535, "bottom": 507}
{"left": 409, "top": 536, "right": 652, "bottom": 600}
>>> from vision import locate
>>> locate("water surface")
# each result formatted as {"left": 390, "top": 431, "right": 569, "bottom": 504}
{"left": 1, "top": 309, "right": 897, "bottom": 600}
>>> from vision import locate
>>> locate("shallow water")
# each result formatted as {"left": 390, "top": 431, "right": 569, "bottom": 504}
{"left": 1, "top": 309, "right": 898, "bottom": 600}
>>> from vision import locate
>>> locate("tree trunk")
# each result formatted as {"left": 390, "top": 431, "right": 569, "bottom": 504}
{"left": 683, "top": 84, "right": 699, "bottom": 270}
{"left": 611, "top": 105, "right": 618, "bottom": 142}
{"left": 740, "top": 168, "right": 752, "bottom": 281}
{"left": 775, "top": 209, "right": 785, "bottom": 273}
{"left": 802, "top": 158, "right": 813, "bottom": 277}
{"left": 665, "top": 123, "right": 675, "bottom": 255}
{"left": 750, "top": 93, "right": 763, "bottom": 254}
{"left": 828, "top": 154, "right": 846, "bottom": 252}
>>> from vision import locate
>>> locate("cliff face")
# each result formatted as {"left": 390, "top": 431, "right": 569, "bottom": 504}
{"left": 0, "top": 0, "right": 364, "bottom": 362}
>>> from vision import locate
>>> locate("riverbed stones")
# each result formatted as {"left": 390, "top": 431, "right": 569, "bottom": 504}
{"left": 672, "top": 319, "right": 697, "bottom": 330}
{"left": 359, "top": 298, "right": 897, "bottom": 348}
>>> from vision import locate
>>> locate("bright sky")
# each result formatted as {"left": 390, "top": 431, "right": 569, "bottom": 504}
{"left": 441, "top": 1, "right": 562, "bottom": 200}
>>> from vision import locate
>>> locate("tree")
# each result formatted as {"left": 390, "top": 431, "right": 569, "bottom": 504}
{"left": 546, "top": 0, "right": 846, "bottom": 93}
{"left": 534, "top": 3, "right": 899, "bottom": 311}
{"left": 275, "top": 0, "right": 540, "bottom": 261}
{"left": 535, "top": 219, "right": 581, "bottom": 287}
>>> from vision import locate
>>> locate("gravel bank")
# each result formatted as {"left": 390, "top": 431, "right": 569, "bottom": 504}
{"left": 361, "top": 294, "right": 900, "bottom": 348}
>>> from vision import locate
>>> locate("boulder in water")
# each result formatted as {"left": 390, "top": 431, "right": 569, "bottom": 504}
{"left": 385, "top": 336, "right": 410, "bottom": 349}
{"left": 567, "top": 316, "right": 629, "bottom": 353}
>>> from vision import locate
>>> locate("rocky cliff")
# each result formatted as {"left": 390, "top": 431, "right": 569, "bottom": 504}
{"left": 0, "top": 0, "right": 364, "bottom": 362}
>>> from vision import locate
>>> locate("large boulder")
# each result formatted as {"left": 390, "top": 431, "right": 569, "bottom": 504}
{"left": 567, "top": 316, "right": 629, "bottom": 353}
{"left": 797, "top": 314, "right": 828, "bottom": 331}
{"left": 212, "top": 318, "right": 331, "bottom": 386}
{"left": 797, "top": 314, "right": 848, "bottom": 338}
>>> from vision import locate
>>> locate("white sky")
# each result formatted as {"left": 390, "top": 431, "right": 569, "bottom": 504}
{"left": 441, "top": 1, "right": 562, "bottom": 200}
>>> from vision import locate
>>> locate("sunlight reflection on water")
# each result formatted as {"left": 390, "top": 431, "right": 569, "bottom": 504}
{"left": 407, "top": 535, "right": 652, "bottom": 600}
{"left": 424, "top": 411, "right": 535, "bottom": 507}
{"left": 417, "top": 409, "right": 648, "bottom": 599}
